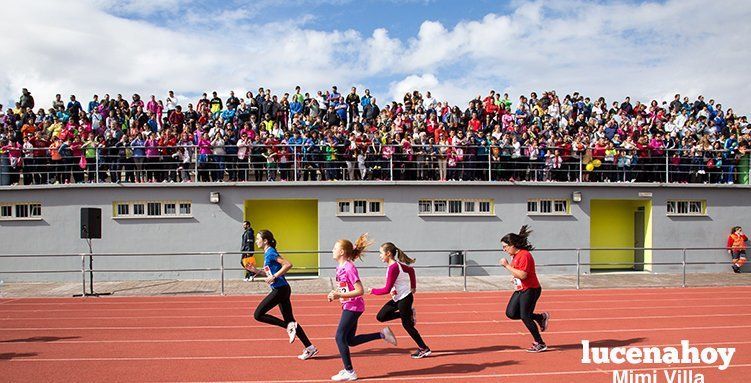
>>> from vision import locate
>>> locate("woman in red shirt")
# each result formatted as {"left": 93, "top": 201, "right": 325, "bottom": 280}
{"left": 727, "top": 226, "right": 748, "bottom": 273}
{"left": 500, "top": 225, "right": 549, "bottom": 352}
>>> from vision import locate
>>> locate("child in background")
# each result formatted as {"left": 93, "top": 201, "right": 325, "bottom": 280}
{"left": 727, "top": 226, "right": 748, "bottom": 273}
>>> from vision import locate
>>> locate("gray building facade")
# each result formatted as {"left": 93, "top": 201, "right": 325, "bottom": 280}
{"left": 0, "top": 182, "right": 748, "bottom": 281}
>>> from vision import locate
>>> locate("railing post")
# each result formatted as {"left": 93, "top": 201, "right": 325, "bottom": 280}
{"left": 194, "top": 146, "right": 199, "bottom": 182}
{"left": 578, "top": 156, "right": 583, "bottom": 182}
{"left": 462, "top": 250, "right": 467, "bottom": 292}
{"left": 220, "top": 252, "right": 225, "bottom": 296}
{"left": 95, "top": 150, "right": 100, "bottom": 183}
{"left": 80, "top": 253, "right": 86, "bottom": 296}
{"left": 576, "top": 248, "right": 581, "bottom": 290}
{"left": 682, "top": 248, "right": 687, "bottom": 288}
{"left": 488, "top": 153, "right": 492, "bottom": 182}
{"left": 294, "top": 146, "right": 298, "bottom": 182}
{"left": 389, "top": 154, "right": 393, "bottom": 181}
{"left": 665, "top": 151, "right": 669, "bottom": 183}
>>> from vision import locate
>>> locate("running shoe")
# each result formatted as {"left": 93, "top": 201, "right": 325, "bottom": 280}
{"left": 539, "top": 312, "right": 550, "bottom": 332}
{"left": 287, "top": 321, "right": 297, "bottom": 343}
{"left": 526, "top": 342, "right": 548, "bottom": 353}
{"left": 331, "top": 369, "right": 358, "bottom": 381}
{"left": 381, "top": 327, "right": 398, "bottom": 346}
{"left": 298, "top": 345, "right": 319, "bottom": 360}
{"left": 411, "top": 348, "right": 432, "bottom": 359}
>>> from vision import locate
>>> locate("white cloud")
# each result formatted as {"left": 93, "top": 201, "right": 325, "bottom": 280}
{"left": 1, "top": 0, "right": 750, "bottom": 115}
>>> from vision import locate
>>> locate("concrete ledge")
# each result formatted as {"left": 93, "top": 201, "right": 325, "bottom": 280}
{"left": 2, "top": 180, "right": 751, "bottom": 191}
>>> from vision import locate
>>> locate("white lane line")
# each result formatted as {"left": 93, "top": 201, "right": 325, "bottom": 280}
{"left": 3, "top": 324, "right": 751, "bottom": 344}
{"left": 5, "top": 339, "right": 751, "bottom": 361}
{"left": 1, "top": 312, "right": 751, "bottom": 331}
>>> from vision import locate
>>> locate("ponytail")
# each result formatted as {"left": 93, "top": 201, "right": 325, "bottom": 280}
{"left": 381, "top": 242, "right": 415, "bottom": 265}
{"left": 257, "top": 229, "right": 277, "bottom": 248}
{"left": 338, "top": 233, "right": 374, "bottom": 261}
{"left": 500, "top": 225, "right": 534, "bottom": 251}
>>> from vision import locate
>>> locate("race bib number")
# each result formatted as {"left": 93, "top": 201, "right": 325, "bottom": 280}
{"left": 264, "top": 266, "right": 272, "bottom": 277}
{"left": 338, "top": 281, "right": 352, "bottom": 303}
{"left": 513, "top": 278, "right": 523, "bottom": 291}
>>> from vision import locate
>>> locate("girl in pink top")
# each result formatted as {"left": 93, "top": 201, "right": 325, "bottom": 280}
{"left": 328, "top": 234, "right": 397, "bottom": 382}
{"left": 371, "top": 242, "right": 430, "bottom": 358}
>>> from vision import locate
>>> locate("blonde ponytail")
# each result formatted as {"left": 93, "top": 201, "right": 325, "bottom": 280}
{"left": 338, "top": 233, "right": 374, "bottom": 261}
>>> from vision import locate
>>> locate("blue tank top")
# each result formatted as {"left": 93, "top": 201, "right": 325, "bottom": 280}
{"left": 264, "top": 247, "right": 288, "bottom": 289}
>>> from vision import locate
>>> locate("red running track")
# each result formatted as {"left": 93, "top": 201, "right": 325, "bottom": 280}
{"left": 1, "top": 286, "right": 750, "bottom": 382}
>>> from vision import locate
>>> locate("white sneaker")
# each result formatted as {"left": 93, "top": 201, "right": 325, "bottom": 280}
{"left": 381, "top": 327, "right": 397, "bottom": 346}
{"left": 287, "top": 321, "right": 297, "bottom": 343}
{"left": 331, "top": 369, "right": 357, "bottom": 381}
{"left": 298, "top": 345, "right": 318, "bottom": 360}
{"left": 243, "top": 277, "right": 250, "bottom": 282}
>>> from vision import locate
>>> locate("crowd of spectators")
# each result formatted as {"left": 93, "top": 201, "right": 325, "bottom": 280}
{"left": 1, "top": 85, "right": 749, "bottom": 185}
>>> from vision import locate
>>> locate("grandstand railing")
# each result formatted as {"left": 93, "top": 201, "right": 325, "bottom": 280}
{"left": 1, "top": 145, "right": 749, "bottom": 185}
{"left": 0, "top": 247, "right": 741, "bottom": 295}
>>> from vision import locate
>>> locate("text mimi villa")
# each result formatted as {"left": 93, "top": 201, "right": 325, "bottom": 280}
{"left": 580, "top": 340, "right": 736, "bottom": 383}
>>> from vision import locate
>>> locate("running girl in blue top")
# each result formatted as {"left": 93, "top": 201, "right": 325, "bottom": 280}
{"left": 247, "top": 229, "right": 318, "bottom": 360}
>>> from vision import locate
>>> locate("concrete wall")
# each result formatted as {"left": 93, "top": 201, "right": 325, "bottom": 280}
{"left": 1, "top": 182, "right": 748, "bottom": 281}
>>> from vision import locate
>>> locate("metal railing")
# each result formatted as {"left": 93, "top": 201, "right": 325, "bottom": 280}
{"left": 1, "top": 146, "right": 749, "bottom": 185}
{"left": 0, "top": 247, "right": 742, "bottom": 295}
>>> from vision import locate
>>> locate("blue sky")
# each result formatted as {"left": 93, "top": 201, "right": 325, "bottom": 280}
{"left": 110, "top": 0, "right": 517, "bottom": 40}
{"left": 2, "top": 0, "right": 751, "bottom": 114}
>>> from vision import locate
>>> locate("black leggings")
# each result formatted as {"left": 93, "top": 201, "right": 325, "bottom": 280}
{"left": 253, "top": 285, "right": 311, "bottom": 347}
{"left": 336, "top": 310, "right": 382, "bottom": 371}
{"left": 376, "top": 294, "right": 427, "bottom": 349}
{"left": 505, "top": 287, "right": 545, "bottom": 344}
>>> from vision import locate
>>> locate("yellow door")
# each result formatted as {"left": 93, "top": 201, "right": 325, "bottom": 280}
{"left": 244, "top": 199, "right": 319, "bottom": 275}
{"left": 590, "top": 200, "right": 652, "bottom": 271}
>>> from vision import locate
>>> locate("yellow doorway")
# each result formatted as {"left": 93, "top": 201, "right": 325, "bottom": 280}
{"left": 590, "top": 200, "right": 652, "bottom": 271}
{"left": 244, "top": 199, "right": 318, "bottom": 275}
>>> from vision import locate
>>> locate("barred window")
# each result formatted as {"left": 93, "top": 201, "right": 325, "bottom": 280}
{"left": 419, "top": 199, "right": 494, "bottom": 216}
{"left": 114, "top": 201, "right": 192, "bottom": 219}
{"left": 0, "top": 203, "right": 43, "bottom": 220}
{"left": 418, "top": 200, "right": 432, "bottom": 214}
{"left": 336, "top": 199, "right": 384, "bottom": 216}
{"left": 528, "top": 199, "right": 570, "bottom": 216}
{"left": 667, "top": 200, "right": 706, "bottom": 216}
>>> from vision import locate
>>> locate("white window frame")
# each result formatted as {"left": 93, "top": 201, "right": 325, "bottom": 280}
{"left": 336, "top": 199, "right": 384, "bottom": 217}
{"left": 0, "top": 202, "right": 43, "bottom": 221}
{"left": 666, "top": 200, "right": 706, "bottom": 216}
{"left": 418, "top": 199, "right": 495, "bottom": 216}
{"left": 418, "top": 200, "right": 432, "bottom": 214}
{"left": 527, "top": 199, "right": 571, "bottom": 216}
{"left": 113, "top": 201, "right": 193, "bottom": 219}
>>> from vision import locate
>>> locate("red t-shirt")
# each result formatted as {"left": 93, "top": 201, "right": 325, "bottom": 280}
{"left": 511, "top": 250, "right": 540, "bottom": 291}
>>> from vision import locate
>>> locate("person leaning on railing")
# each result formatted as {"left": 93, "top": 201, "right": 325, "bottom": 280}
{"left": 727, "top": 226, "right": 749, "bottom": 274}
